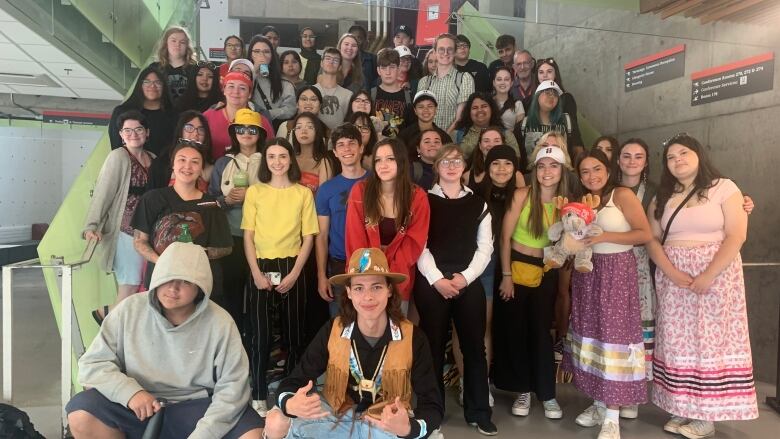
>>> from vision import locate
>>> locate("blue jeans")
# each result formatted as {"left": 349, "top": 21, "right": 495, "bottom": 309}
{"left": 285, "top": 403, "right": 398, "bottom": 439}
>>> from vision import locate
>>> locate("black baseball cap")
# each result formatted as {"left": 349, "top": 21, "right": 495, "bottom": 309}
{"left": 395, "top": 25, "right": 414, "bottom": 38}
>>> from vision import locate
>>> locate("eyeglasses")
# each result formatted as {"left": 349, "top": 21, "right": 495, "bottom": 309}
{"left": 234, "top": 125, "right": 260, "bottom": 135}
{"left": 323, "top": 55, "right": 341, "bottom": 64}
{"left": 439, "top": 158, "right": 464, "bottom": 168}
{"left": 436, "top": 47, "right": 455, "bottom": 55}
{"left": 251, "top": 49, "right": 272, "bottom": 56}
{"left": 301, "top": 34, "right": 317, "bottom": 40}
{"left": 119, "top": 127, "right": 146, "bottom": 135}
{"left": 541, "top": 89, "right": 560, "bottom": 97}
{"left": 354, "top": 125, "right": 371, "bottom": 133}
{"left": 142, "top": 79, "right": 163, "bottom": 88}
{"left": 225, "top": 43, "right": 243, "bottom": 50}
{"left": 353, "top": 98, "right": 371, "bottom": 105}
{"left": 177, "top": 138, "right": 203, "bottom": 147}
{"left": 456, "top": 43, "right": 470, "bottom": 49}
{"left": 183, "top": 123, "right": 207, "bottom": 135}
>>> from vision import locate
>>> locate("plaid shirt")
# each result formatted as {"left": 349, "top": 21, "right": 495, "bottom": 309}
{"left": 418, "top": 66, "right": 475, "bottom": 130}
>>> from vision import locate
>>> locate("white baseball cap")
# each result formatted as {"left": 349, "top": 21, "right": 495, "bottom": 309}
{"left": 535, "top": 80, "right": 562, "bottom": 95}
{"left": 413, "top": 90, "right": 437, "bottom": 106}
{"left": 395, "top": 45, "right": 413, "bottom": 58}
{"left": 229, "top": 58, "right": 255, "bottom": 79}
{"left": 534, "top": 145, "right": 567, "bottom": 165}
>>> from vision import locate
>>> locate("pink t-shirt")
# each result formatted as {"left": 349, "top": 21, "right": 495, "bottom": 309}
{"left": 203, "top": 108, "right": 275, "bottom": 161}
{"left": 661, "top": 178, "right": 741, "bottom": 243}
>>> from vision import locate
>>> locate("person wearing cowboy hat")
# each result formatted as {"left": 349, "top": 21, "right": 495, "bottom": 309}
{"left": 263, "top": 247, "right": 443, "bottom": 439}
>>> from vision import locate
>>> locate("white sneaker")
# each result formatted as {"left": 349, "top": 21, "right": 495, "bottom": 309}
{"left": 542, "top": 398, "right": 563, "bottom": 419}
{"left": 597, "top": 418, "right": 620, "bottom": 439}
{"left": 663, "top": 415, "right": 690, "bottom": 434}
{"left": 511, "top": 392, "right": 531, "bottom": 416}
{"left": 428, "top": 428, "right": 444, "bottom": 439}
{"left": 251, "top": 399, "right": 267, "bottom": 417}
{"left": 575, "top": 404, "right": 605, "bottom": 427}
{"left": 619, "top": 405, "right": 638, "bottom": 419}
{"left": 678, "top": 420, "right": 715, "bottom": 439}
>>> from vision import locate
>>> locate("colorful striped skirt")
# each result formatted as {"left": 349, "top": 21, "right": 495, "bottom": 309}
{"left": 564, "top": 250, "right": 647, "bottom": 405}
{"left": 633, "top": 246, "right": 656, "bottom": 380}
{"left": 652, "top": 243, "right": 758, "bottom": 421}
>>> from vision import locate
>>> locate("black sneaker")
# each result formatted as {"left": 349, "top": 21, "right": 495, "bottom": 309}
{"left": 468, "top": 419, "right": 498, "bottom": 436}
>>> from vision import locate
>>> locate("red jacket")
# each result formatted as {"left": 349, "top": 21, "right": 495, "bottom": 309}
{"left": 345, "top": 181, "right": 430, "bottom": 300}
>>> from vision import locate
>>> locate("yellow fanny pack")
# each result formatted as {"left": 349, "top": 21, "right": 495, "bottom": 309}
{"left": 511, "top": 261, "right": 543, "bottom": 287}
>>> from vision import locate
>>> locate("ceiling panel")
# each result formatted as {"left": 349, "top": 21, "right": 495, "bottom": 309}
{"left": 0, "top": 23, "right": 48, "bottom": 45}
{"left": 0, "top": 61, "right": 46, "bottom": 75}
{"left": 59, "top": 76, "right": 114, "bottom": 90}
{"left": 0, "top": 42, "right": 31, "bottom": 61}
{"left": 6, "top": 84, "right": 75, "bottom": 97}
{"left": 20, "top": 44, "right": 75, "bottom": 64}
{"left": 72, "top": 88, "right": 123, "bottom": 100}
{"left": 46, "top": 62, "right": 99, "bottom": 79}
{"left": 0, "top": 12, "right": 122, "bottom": 101}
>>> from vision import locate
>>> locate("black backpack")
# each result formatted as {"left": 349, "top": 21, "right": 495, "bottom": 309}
{"left": 0, "top": 404, "right": 45, "bottom": 439}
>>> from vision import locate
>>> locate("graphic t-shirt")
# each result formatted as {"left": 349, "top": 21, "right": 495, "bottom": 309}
{"left": 131, "top": 187, "right": 232, "bottom": 255}
{"left": 163, "top": 64, "right": 195, "bottom": 100}
{"left": 314, "top": 84, "right": 353, "bottom": 130}
{"left": 374, "top": 87, "right": 413, "bottom": 137}
{"left": 315, "top": 173, "right": 368, "bottom": 260}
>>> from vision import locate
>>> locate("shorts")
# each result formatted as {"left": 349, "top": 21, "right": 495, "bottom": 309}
{"left": 113, "top": 232, "right": 145, "bottom": 286}
{"left": 65, "top": 388, "right": 264, "bottom": 439}
{"left": 478, "top": 253, "right": 497, "bottom": 300}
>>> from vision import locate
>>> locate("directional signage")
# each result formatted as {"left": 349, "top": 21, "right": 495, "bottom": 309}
{"left": 624, "top": 44, "right": 686, "bottom": 92}
{"left": 42, "top": 110, "right": 109, "bottom": 126}
{"left": 691, "top": 52, "right": 774, "bottom": 106}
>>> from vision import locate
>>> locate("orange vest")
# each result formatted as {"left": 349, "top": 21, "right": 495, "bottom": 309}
{"left": 323, "top": 317, "right": 414, "bottom": 419}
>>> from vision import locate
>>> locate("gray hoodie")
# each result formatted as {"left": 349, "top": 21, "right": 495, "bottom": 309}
{"left": 77, "top": 242, "right": 251, "bottom": 438}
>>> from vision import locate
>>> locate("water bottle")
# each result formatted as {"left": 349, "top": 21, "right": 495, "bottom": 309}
{"left": 259, "top": 64, "right": 270, "bottom": 78}
{"left": 177, "top": 224, "right": 193, "bottom": 243}
{"left": 140, "top": 398, "right": 167, "bottom": 439}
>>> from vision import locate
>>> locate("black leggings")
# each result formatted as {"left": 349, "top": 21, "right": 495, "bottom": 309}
{"left": 492, "top": 251, "right": 558, "bottom": 400}
{"left": 413, "top": 269, "right": 492, "bottom": 423}
{"left": 244, "top": 257, "right": 306, "bottom": 400}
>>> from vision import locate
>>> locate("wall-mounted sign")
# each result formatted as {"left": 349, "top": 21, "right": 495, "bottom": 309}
{"left": 624, "top": 44, "right": 686, "bottom": 92}
{"left": 416, "top": 0, "right": 450, "bottom": 46}
{"left": 691, "top": 52, "right": 774, "bottom": 106}
{"left": 43, "top": 110, "right": 109, "bottom": 126}
{"left": 209, "top": 48, "right": 226, "bottom": 60}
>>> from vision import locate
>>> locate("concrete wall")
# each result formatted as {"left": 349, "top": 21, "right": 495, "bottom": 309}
{"left": 0, "top": 125, "right": 101, "bottom": 243}
{"left": 229, "top": 0, "right": 367, "bottom": 22}
{"left": 523, "top": 2, "right": 780, "bottom": 383}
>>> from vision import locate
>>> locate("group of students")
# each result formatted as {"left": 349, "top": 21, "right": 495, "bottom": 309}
{"left": 66, "top": 23, "right": 758, "bottom": 439}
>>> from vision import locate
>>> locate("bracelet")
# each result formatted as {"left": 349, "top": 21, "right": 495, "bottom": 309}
{"left": 502, "top": 272, "right": 512, "bottom": 277}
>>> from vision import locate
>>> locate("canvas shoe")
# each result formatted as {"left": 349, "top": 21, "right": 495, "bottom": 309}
{"left": 575, "top": 404, "right": 605, "bottom": 427}
{"left": 663, "top": 415, "right": 690, "bottom": 434}
{"left": 619, "top": 405, "right": 638, "bottom": 419}
{"left": 678, "top": 420, "right": 715, "bottom": 439}
{"left": 543, "top": 399, "right": 563, "bottom": 419}
{"left": 511, "top": 393, "right": 531, "bottom": 416}
{"left": 251, "top": 399, "right": 268, "bottom": 417}
{"left": 597, "top": 418, "right": 620, "bottom": 439}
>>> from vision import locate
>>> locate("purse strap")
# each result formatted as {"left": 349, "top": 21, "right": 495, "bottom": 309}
{"left": 661, "top": 187, "right": 697, "bottom": 245}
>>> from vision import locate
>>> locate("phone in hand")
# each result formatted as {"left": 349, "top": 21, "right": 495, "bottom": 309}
{"left": 266, "top": 271, "right": 282, "bottom": 286}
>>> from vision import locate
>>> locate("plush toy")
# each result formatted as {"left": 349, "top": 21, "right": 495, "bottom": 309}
{"left": 544, "top": 194, "right": 603, "bottom": 273}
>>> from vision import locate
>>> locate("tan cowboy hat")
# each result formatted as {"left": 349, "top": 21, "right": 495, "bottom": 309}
{"left": 329, "top": 248, "right": 407, "bottom": 286}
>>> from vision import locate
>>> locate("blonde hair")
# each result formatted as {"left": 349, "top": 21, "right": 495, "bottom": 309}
{"left": 336, "top": 33, "right": 364, "bottom": 88}
{"left": 432, "top": 143, "right": 465, "bottom": 183}
{"left": 156, "top": 26, "right": 197, "bottom": 67}
{"left": 528, "top": 131, "right": 573, "bottom": 170}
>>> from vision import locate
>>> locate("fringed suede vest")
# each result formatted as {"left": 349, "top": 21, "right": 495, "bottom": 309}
{"left": 323, "top": 317, "right": 414, "bottom": 419}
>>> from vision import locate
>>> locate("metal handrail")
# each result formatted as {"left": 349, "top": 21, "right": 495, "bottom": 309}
{"left": 2, "top": 239, "right": 96, "bottom": 438}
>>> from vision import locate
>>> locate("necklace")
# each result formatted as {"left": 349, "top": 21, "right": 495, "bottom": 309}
{"left": 350, "top": 340, "right": 388, "bottom": 404}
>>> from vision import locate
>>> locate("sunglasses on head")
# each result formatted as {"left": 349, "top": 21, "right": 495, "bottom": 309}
{"left": 234, "top": 125, "right": 260, "bottom": 136}
{"left": 177, "top": 138, "right": 203, "bottom": 147}
{"left": 197, "top": 60, "right": 216, "bottom": 70}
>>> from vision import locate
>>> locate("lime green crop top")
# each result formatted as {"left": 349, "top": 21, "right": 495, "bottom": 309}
{"left": 511, "top": 200, "right": 556, "bottom": 249}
